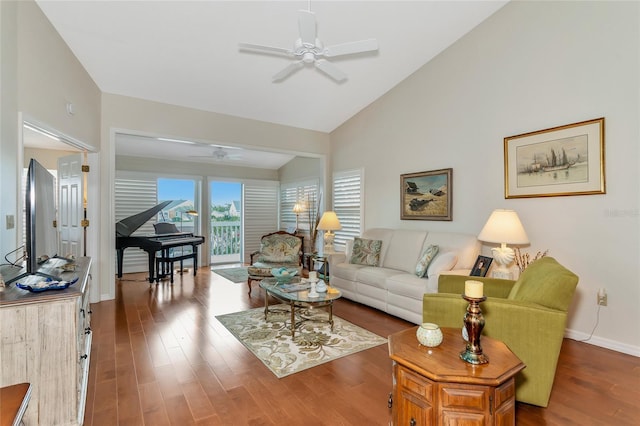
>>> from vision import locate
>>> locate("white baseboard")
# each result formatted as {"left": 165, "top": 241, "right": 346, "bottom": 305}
{"left": 565, "top": 328, "right": 640, "bottom": 357}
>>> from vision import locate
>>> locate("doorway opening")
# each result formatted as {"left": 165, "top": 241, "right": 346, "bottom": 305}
{"left": 210, "top": 181, "right": 242, "bottom": 265}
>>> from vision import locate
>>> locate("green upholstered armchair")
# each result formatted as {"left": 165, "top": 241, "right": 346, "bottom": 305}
{"left": 422, "top": 257, "right": 578, "bottom": 407}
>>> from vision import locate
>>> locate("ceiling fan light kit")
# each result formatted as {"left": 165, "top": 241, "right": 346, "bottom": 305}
{"left": 188, "top": 146, "right": 242, "bottom": 162}
{"left": 239, "top": 9, "right": 378, "bottom": 83}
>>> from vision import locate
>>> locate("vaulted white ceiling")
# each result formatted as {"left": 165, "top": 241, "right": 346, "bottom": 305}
{"left": 36, "top": 0, "right": 507, "bottom": 133}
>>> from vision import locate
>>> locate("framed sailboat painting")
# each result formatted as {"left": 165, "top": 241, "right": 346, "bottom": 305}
{"left": 504, "top": 117, "right": 605, "bottom": 199}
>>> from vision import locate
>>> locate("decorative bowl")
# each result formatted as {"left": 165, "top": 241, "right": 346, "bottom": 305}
{"left": 416, "top": 323, "right": 443, "bottom": 347}
{"left": 271, "top": 267, "right": 298, "bottom": 283}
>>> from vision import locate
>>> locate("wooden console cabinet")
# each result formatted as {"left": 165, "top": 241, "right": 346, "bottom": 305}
{"left": 389, "top": 327, "right": 524, "bottom": 425}
{"left": 0, "top": 257, "right": 92, "bottom": 426}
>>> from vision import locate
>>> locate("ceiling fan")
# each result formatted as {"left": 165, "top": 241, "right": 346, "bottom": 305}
{"left": 239, "top": 9, "right": 378, "bottom": 83}
{"left": 190, "top": 146, "right": 242, "bottom": 161}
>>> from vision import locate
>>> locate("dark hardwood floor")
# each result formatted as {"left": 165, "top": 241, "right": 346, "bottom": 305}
{"left": 84, "top": 267, "right": 640, "bottom": 425}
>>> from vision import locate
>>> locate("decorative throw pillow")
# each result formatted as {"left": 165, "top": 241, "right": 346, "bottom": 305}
{"left": 350, "top": 237, "right": 383, "bottom": 266}
{"left": 415, "top": 245, "right": 439, "bottom": 278}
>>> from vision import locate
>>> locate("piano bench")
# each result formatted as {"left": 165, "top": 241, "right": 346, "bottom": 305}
{"left": 155, "top": 251, "right": 198, "bottom": 283}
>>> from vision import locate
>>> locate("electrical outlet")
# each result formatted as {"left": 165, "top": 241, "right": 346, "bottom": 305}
{"left": 6, "top": 214, "right": 15, "bottom": 230}
{"left": 597, "top": 288, "right": 607, "bottom": 306}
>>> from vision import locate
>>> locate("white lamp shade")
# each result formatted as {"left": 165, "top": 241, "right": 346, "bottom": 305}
{"left": 292, "top": 203, "right": 305, "bottom": 214}
{"left": 478, "top": 209, "right": 529, "bottom": 245}
{"left": 316, "top": 211, "right": 342, "bottom": 231}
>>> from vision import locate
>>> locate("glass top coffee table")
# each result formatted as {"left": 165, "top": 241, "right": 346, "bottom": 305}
{"left": 259, "top": 277, "right": 342, "bottom": 339}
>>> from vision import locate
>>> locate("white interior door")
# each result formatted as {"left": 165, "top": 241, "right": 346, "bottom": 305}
{"left": 58, "top": 154, "right": 84, "bottom": 258}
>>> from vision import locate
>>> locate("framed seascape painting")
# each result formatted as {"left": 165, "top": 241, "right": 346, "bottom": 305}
{"left": 504, "top": 117, "right": 605, "bottom": 199}
{"left": 400, "top": 168, "right": 452, "bottom": 221}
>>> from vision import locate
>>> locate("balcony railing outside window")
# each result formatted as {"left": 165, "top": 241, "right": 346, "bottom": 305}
{"left": 211, "top": 221, "right": 241, "bottom": 258}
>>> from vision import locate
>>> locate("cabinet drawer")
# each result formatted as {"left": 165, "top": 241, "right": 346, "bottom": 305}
{"left": 439, "top": 384, "right": 488, "bottom": 411}
{"left": 397, "top": 365, "right": 433, "bottom": 403}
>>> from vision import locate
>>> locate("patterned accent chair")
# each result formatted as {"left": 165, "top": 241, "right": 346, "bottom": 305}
{"left": 247, "top": 231, "right": 304, "bottom": 295}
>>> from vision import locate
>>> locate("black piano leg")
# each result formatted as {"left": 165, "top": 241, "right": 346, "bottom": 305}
{"left": 117, "top": 249, "right": 124, "bottom": 278}
{"left": 193, "top": 246, "right": 198, "bottom": 276}
{"left": 146, "top": 250, "right": 155, "bottom": 283}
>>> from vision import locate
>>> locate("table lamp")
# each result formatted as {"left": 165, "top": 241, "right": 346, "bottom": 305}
{"left": 180, "top": 209, "right": 198, "bottom": 232}
{"left": 316, "top": 211, "right": 341, "bottom": 253}
{"left": 292, "top": 202, "right": 305, "bottom": 232}
{"left": 477, "top": 209, "right": 529, "bottom": 279}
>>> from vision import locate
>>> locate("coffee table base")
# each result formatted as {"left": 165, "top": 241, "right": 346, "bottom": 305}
{"left": 264, "top": 295, "right": 335, "bottom": 339}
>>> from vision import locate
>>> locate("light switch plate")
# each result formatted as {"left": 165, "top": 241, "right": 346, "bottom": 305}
{"left": 6, "top": 214, "right": 15, "bottom": 229}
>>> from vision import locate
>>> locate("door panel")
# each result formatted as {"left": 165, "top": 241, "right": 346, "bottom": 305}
{"left": 58, "top": 154, "right": 84, "bottom": 258}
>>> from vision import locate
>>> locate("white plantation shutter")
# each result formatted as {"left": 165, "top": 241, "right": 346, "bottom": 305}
{"left": 280, "top": 179, "right": 319, "bottom": 232}
{"left": 114, "top": 174, "right": 157, "bottom": 273}
{"left": 333, "top": 169, "right": 363, "bottom": 250}
{"left": 243, "top": 181, "right": 279, "bottom": 264}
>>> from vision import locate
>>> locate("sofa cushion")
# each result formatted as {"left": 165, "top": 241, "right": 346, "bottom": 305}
{"left": 350, "top": 237, "right": 383, "bottom": 266}
{"left": 415, "top": 245, "right": 439, "bottom": 277}
{"left": 362, "top": 229, "right": 395, "bottom": 266}
{"left": 332, "top": 262, "right": 367, "bottom": 281}
{"left": 355, "top": 267, "right": 399, "bottom": 289}
{"left": 386, "top": 273, "right": 431, "bottom": 298}
{"left": 422, "top": 232, "right": 480, "bottom": 270}
{"left": 508, "top": 257, "right": 579, "bottom": 311}
{"left": 384, "top": 230, "right": 428, "bottom": 272}
{"left": 426, "top": 251, "right": 458, "bottom": 278}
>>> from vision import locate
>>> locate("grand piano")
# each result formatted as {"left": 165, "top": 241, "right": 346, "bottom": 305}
{"left": 116, "top": 201, "right": 205, "bottom": 283}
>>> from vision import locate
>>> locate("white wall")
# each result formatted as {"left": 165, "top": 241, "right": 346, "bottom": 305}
{"left": 116, "top": 155, "right": 279, "bottom": 181}
{"left": 331, "top": 1, "right": 640, "bottom": 355}
{"left": 17, "top": 1, "right": 101, "bottom": 148}
{"left": 0, "top": 1, "right": 19, "bottom": 259}
{"left": 1, "top": 1, "right": 101, "bottom": 294}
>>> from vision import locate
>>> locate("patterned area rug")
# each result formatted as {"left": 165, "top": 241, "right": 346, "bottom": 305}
{"left": 216, "top": 305, "right": 387, "bottom": 378}
{"left": 212, "top": 267, "right": 248, "bottom": 283}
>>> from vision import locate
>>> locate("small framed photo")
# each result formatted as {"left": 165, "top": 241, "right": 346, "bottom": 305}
{"left": 504, "top": 117, "right": 605, "bottom": 198}
{"left": 470, "top": 256, "right": 493, "bottom": 277}
{"left": 400, "top": 168, "right": 452, "bottom": 221}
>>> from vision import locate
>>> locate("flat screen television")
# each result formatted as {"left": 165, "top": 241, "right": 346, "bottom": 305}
{"left": 6, "top": 159, "right": 62, "bottom": 284}
{"left": 26, "top": 158, "right": 60, "bottom": 271}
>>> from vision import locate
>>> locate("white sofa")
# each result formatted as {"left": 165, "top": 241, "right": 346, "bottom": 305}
{"left": 328, "top": 228, "right": 480, "bottom": 324}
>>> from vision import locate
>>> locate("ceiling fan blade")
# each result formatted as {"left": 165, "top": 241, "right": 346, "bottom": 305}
{"left": 315, "top": 59, "right": 347, "bottom": 82}
{"left": 239, "top": 42, "right": 292, "bottom": 57}
{"left": 323, "top": 39, "right": 379, "bottom": 57}
{"left": 273, "top": 61, "right": 304, "bottom": 82}
{"left": 298, "top": 10, "right": 317, "bottom": 46}
{"left": 209, "top": 144, "right": 241, "bottom": 150}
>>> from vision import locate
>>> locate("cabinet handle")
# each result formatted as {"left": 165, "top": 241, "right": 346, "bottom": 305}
{"left": 85, "top": 327, "right": 92, "bottom": 334}
{"left": 388, "top": 392, "right": 393, "bottom": 408}
{"left": 410, "top": 418, "right": 416, "bottom": 426}
{"left": 80, "top": 354, "right": 88, "bottom": 360}
{"left": 489, "top": 395, "right": 493, "bottom": 415}
{"left": 88, "top": 309, "right": 93, "bottom": 314}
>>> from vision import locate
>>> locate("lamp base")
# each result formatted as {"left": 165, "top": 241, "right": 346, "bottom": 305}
{"left": 323, "top": 231, "right": 336, "bottom": 254}
{"left": 490, "top": 246, "right": 515, "bottom": 280}
{"left": 490, "top": 266, "right": 513, "bottom": 280}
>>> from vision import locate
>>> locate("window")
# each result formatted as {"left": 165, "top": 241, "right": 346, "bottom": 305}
{"left": 114, "top": 173, "right": 199, "bottom": 273}
{"left": 333, "top": 169, "right": 363, "bottom": 250}
{"left": 280, "top": 179, "right": 319, "bottom": 232}
{"left": 244, "top": 181, "right": 279, "bottom": 263}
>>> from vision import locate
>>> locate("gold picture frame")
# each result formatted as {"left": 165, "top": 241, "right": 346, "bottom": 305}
{"left": 504, "top": 117, "right": 605, "bottom": 199}
{"left": 400, "top": 168, "right": 452, "bottom": 221}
